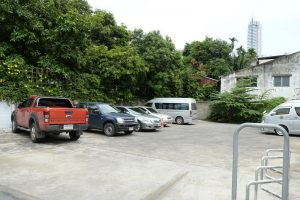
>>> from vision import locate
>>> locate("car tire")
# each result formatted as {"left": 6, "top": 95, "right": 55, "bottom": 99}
{"left": 69, "top": 131, "right": 81, "bottom": 140}
{"left": 104, "top": 123, "right": 116, "bottom": 136}
{"left": 175, "top": 116, "right": 184, "bottom": 125}
{"left": 12, "top": 118, "right": 20, "bottom": 133}
{"left": 134, "top": 121, "right": 142, "bottom": 132}
{"left": 274, "top": 125, "right": 289, "bottom": 136}
{"left": 30, "top": 123, "right": 40, "bottom": 143}
{"left": 124, "top": 131, "right": 133, "bottom": 134}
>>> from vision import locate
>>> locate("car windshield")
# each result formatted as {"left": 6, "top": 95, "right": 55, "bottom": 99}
{"left": 98, "top": 104, "right": 119, "bottom": 114}
{"left": 147, "top": 107, "right": 159, "bottom": 113}
{"left": 128, "top": 108, "right": 143, "bottom": 115}
{"left": 130, "top": 107, "right": 147, "bottom": 114}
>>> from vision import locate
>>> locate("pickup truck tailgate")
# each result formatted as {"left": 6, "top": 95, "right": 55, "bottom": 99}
{"left": 48, "top": 108, "right": 87, "bottom": 124}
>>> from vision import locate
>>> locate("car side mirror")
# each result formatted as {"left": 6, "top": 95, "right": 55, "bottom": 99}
{"left": 94, "top": 110, "right": 101, "bottom": 114}
{"left": 270, "top": 112, "right": 276, "bottom": 116}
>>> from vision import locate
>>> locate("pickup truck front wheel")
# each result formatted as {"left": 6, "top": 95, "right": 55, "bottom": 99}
{"left": 69, "top": 131, "right": 81, "bottom": 140}
{"left": 30, "top": 123, "right": 40, "bottom": 143}
{"left": 12, "top": 118, "right": 20, "bottom": 133}
{"left": 104, "top": 123, "right": 116, "bottom": 136}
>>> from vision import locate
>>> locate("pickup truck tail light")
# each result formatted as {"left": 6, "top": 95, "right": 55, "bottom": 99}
{"left": 86, "top": 110, "right": 89, "bottom": 122}
{"left": 44, "top": 111, "right": 50, "bottom": 122}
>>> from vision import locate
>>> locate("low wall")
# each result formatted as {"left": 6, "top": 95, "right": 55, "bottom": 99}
{"left": 0, "top": 102, "right": 14, "bottom": 131}
{"left": 197, "top": 101, "right": 211, "bottom": 120}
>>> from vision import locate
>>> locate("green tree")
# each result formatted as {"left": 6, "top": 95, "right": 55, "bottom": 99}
{"left": 131, "top": 30, "right": 184, "bottom": 98}
{"left": 232, "top": 46, "right": 257, "bottom": 71}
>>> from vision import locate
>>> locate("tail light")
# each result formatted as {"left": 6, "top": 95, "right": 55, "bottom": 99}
{"left": 86, "top": 110, "right": 89, "bottom": 122}
{"left": 44, "top": 111, "right": 50, "bottom": 122}
{"left": 190, "top": 110, "right": 192, "bottom": 117}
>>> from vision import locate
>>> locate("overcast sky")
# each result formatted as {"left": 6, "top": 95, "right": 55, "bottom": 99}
{"left": 87, "top": 0, "right": 300, "bottom": 56}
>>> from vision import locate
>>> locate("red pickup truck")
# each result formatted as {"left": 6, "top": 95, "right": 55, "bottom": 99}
{"left": 11, "top": 96, "right": 88, "bottom": 142}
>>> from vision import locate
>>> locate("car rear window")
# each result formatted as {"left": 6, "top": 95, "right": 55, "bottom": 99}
{"left": 192, "top": 103, "right": 197, "bottom": 110}
{"left": 37, "top": 98, "right": 73, "bottom": 108}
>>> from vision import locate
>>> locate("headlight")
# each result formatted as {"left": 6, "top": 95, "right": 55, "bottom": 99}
{"left": 116, "top": 117, "right": 124, "bottom": 123}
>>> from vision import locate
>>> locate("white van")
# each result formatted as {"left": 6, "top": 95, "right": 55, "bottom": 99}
{"left": 262, "top": 100, "right": 300, "bottom": 135}
{"left": 145, "top": 98, "right": 198, "bottom": 124}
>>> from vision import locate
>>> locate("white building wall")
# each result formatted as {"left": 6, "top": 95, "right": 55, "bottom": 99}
{"left": 0, "top": 101, "right": 14, "bottom": 131}
{"left": 221, "top": 52, "right": 300, "bottom": 100}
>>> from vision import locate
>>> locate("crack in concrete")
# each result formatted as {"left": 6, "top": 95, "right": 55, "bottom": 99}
{"left": 141, "top": 171, "right": 189, "bottom": 200}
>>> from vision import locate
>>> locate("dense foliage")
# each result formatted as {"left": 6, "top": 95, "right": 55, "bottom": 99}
{"left": 0, "top": 0, "right": 258, "bottom": 104}
{"left": 208, "top": 81, "right": 286, "bottom": 123}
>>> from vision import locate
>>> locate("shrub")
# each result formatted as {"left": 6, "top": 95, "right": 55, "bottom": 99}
{"left": 208, "top": 80, "right": 285, "bottom": 123}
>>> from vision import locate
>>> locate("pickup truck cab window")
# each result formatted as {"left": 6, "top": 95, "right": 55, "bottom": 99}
{"left": 36, "top": 98, "right": 73, "bottom": 108}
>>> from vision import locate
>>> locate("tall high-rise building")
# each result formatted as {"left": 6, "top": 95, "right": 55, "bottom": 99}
{"left": 247, "top": 18, "right": 262, "bottom": 56}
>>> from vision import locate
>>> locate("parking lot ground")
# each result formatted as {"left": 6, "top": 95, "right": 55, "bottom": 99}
{"left": 0, "top": 120, "right": 299, "bottom": 200}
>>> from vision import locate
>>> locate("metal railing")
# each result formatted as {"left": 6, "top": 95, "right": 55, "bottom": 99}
{"left": 231, "top": 123, "right": 290, "bottom": 200}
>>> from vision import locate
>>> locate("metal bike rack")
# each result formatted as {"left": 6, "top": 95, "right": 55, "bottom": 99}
{"left": 231, "top": 123, "right": 290, "bottom": 200}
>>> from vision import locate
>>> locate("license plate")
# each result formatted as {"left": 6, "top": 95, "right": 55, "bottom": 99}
{"left": 63, "top": 124, "right": 73, "bottom": 130}
{"left": 129, "top": 127, "right": 134, "bottom": 131}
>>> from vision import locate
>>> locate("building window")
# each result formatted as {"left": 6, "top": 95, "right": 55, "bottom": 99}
{"left": 236, "top": 76, "right": 257, "bottom": 87}
{"left": 274, "top": 76, "right": 290, "bottom": 87}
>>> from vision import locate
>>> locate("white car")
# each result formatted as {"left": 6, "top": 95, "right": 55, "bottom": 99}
{"left": 262, "top": 100, "right": 300, "bottom": 135}
{"left": 137, "top": 106, "right": 173, "bottom": 126}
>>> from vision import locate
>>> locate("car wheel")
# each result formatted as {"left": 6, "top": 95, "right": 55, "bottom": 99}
{"left": 12, "top": 118, "right": 20, "bottom": 133}
{"left": 69, "top": 131, "right": 81, "bottom": 140}
{"left": 104, "top": 123, "right": 116, "bottom": 136}
{"left": 30, "top": 123, "right": 40, "bottom": 143}
{"left": 175, "top": 116, "right": 184, "bottom": 125}
{"left": 124, "top": 131, "right": 133, "bottom": 134}
{"left": 274, "top": 125, "right": 289, "bottom": 136}
{"left": 134, "top": 122, "right": 142, "bottom": 132}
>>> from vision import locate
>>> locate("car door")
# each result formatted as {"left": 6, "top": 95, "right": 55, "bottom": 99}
{"left": 292, "top": 107, "right": 300, "bottom": 133}
{"left": 88, "top": 104, "right": 102, "bottom": 129}
{"left": 271, "top": 107, "right": 292, "bottom": 129}
{"left": 16, "top": 99, "right": 33, "bottom": 127}
{"left": 15, "top": 100, "right": 27, "bottom": 127}
{"left": 22, "top": 98, "right": 34, "bottom": 128}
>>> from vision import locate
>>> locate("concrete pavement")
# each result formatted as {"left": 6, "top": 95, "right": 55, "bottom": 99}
{"left": 0, "top": 121, "right": 299, "bottom": 200}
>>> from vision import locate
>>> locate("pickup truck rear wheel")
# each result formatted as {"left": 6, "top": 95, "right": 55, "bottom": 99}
{"left": 12, "top": 118, "right": 20, "bottom": 133}
{"left": 30, "top": 123, "right": 40, "bottom": 143}
{"left": 69, "top": 131, "right": 81, "bottom": 140}
{"left": 104, "top": 123, "right": 116, "bottom": 136}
